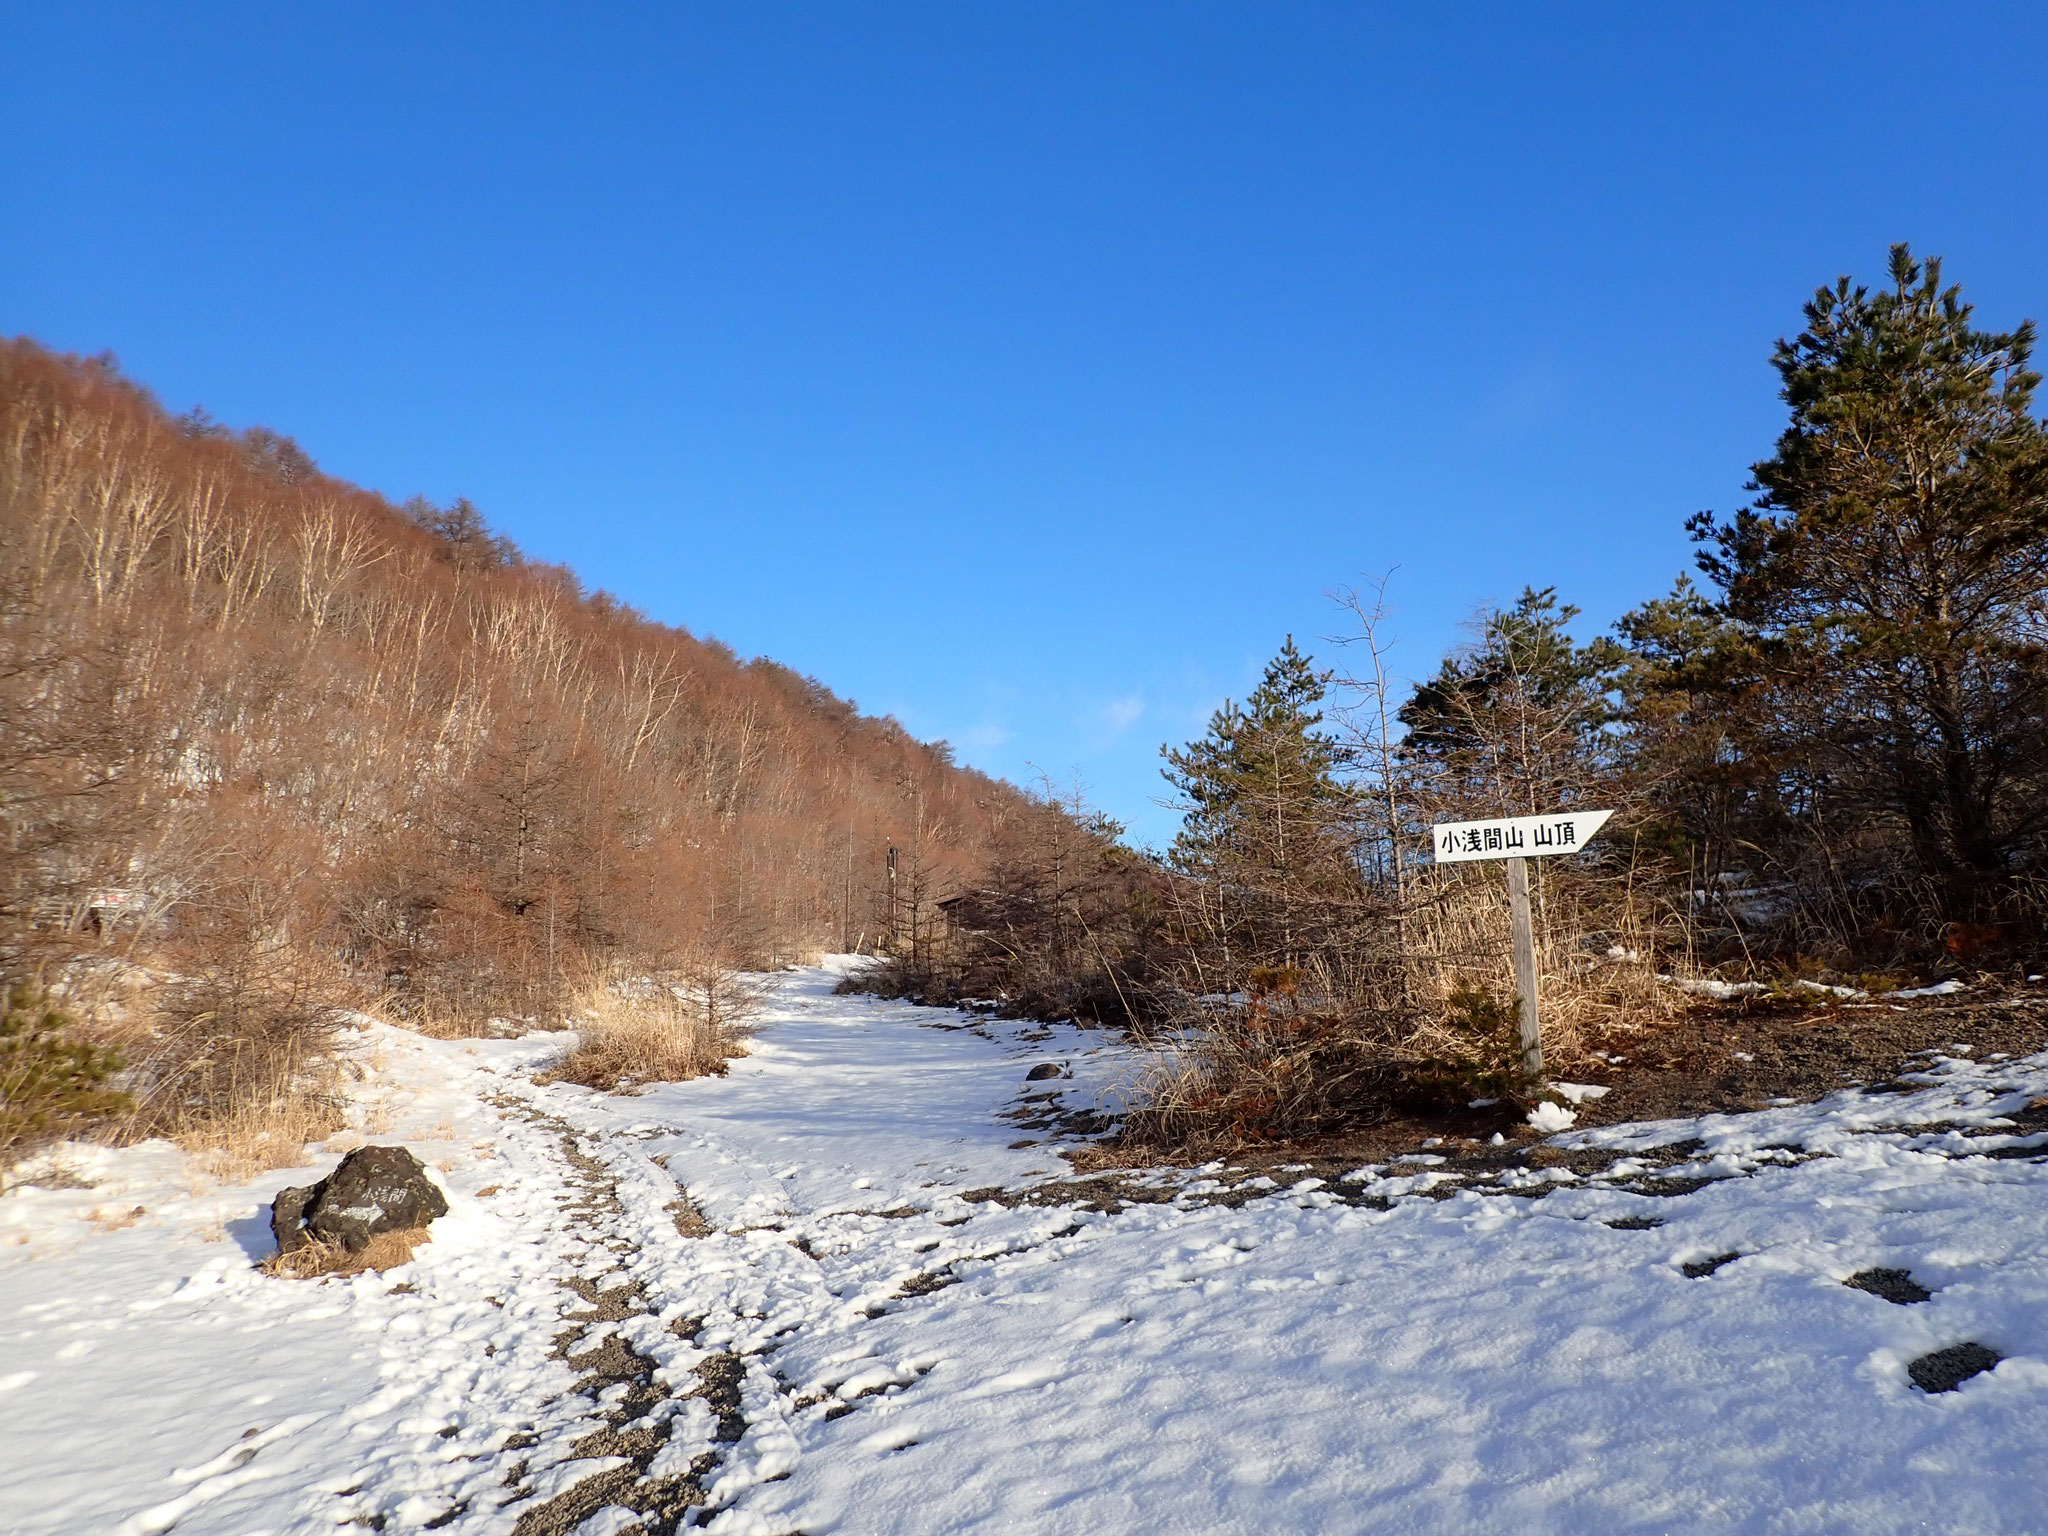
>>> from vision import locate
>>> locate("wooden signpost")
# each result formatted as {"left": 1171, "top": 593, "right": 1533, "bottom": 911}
{"left": 1430, "top": 809, "right": 1615, "bottom": 1083}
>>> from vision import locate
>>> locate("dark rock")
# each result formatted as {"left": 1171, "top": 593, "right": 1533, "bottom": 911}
{"left": 271, "top": 1145, "right": 450, "bottom": 1255}
{"left": 271, "top": 1183, "right": 317, "bottom": 1255}
{"left": 1844, "top": 1267, "right": 1933, "bottom": 1305}
{"left": 1680, "top": 1251, "right": 1741, "bottom": 1278}
{"left": 1025, "top": 1063, "right": 1063, "bottom": 1082}
{"left": 1604, "top": 1215, "right": 1663, "bottom": 1231}
{"left": 1908, "top": 1341, "right": 2001, "bottom": 1394}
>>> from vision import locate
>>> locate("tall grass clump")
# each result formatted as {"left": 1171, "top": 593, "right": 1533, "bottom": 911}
{"left": 547, "top": 961, "right": 760, "bottom": 1092}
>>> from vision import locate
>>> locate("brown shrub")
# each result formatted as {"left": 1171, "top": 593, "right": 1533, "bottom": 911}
{"left": 116, "top": 869, "right": 348, "bottom": 1162}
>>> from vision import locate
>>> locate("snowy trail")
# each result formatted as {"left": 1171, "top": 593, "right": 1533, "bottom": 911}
{"left": 5, "top": 964, "right": 2048, "bottom": 1534}
{"left": 0, "top": 1027, "right": 711, "bottom": 1536}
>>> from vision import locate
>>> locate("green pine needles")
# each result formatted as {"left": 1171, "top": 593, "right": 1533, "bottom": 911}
{"left": 1163, "top": 636, "right": 1358, "bottom": 888}
{"left": 1, "top": 982, "right": 132, "bottom": 1163}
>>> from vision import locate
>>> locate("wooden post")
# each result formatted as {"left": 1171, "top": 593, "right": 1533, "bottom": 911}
{"left": 1505, "top": 855, "right": 1543, "bottom": 1083}
{"left": 1434, "top": 811, "right": 1613, "bottom": 1084}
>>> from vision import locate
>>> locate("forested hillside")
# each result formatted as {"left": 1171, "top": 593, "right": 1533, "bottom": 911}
{"left": 0, "top": 338, "right": 1031, "bottom": 1152}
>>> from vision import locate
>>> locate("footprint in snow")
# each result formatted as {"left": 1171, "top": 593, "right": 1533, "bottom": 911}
{"left": 1843, "top": 1267, "right": 1933, "bottom": 1304}
{"left": 1680, "top": 1252, "right": 1742, "bottom": 1278}
{"left": 1908, "top": 1342, "right": 2001, "bottom": 1394}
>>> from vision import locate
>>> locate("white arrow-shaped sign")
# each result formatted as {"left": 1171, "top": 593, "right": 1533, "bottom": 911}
{"left": 1427, "top": 807, "right": 1616, "bottom": 1088}
{"left": 1430, "top": 809, "right": 1614, "bottom": 865}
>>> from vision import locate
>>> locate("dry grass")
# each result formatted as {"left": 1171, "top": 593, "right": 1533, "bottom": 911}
{"left": 84, "top": 934, "right": 357, "bottom": 1183}
{"left": 405, "top": 999, "right": 524, "bottom": 1039}
{"left": 544, "top": 966, "right": 757, "bottom": 1092}
{"left": 1399, "top": 855, "right": 1681, "bottom": 1073}
{"left": 261, "top": 1226, "right": 432, "bottom": 1279}
{"left": 2, "top": 963, "right": 352, "bottom": 1189}
{"left": 166, "top": 1084, "right": 346, "bottom": 1185}
{"left": 1123, "top": 852, "right": 1691, "bottom": 1151}
{"left": 1121, "top": 999, "right": 1411, "bottom": 1151}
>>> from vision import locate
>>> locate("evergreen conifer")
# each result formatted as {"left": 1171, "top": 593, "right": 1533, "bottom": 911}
{"left": 1687, "top": 245, "right": 2048, "bottom": 919}
{"left": 1163, "top": 637, "right": 1354, "bottom": 885}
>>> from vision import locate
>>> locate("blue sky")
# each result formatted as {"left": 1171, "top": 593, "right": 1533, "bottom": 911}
{"left": 7, "top": 4, "right": 2047, "bottom": 845}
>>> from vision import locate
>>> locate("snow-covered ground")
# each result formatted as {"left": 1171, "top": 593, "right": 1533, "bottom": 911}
{"left": 4, "top": 962, "right": 2046, "bottom": 1534}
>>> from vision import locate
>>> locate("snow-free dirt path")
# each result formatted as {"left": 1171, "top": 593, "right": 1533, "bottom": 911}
{"left": 6, "top": 961, "right": 2048, "bottom": 1534}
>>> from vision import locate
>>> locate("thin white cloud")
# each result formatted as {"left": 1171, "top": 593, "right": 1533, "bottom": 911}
{"left": 960, "top": 721, "right": 1014, "bottom": 751}
{"left": 1091, "top": 695, "right": 1144, "bottom": 735}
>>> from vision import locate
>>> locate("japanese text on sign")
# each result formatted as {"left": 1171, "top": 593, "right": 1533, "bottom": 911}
{"left": 1430, "top": 809, "right": 1614, "bottom": 864}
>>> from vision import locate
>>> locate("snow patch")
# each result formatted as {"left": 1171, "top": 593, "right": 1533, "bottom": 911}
{"left": 1551, "top": 1082, "right": 1611, "bottom": 1104}
{"left": 1527, "top": 1100, "right": 1579, "bottom": 1132}
{"left": 7, "top": 969, "right": 2048, "bottom": 1535}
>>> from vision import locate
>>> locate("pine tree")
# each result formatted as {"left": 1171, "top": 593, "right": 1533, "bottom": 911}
{"left": 1398, "top": 587, "right": 1616, "bottom": 816}
{"left": 0, "top": 982, "right": 131, "bottom": 1172}
{"left": 1149, "top": 641, "right": 1403, "bottom": 1143}
{"left": 1162, "top": 639, "right": 1362, "bottom": 983}
{"left": 1608, "top": 575, "right": 1758, "bottom": 874}
{"left": 1164, "top": 637, "right": 1354, "bottom": 884}
{"left": 1689, "top": 245, "right": 2048, "bottom": 921}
